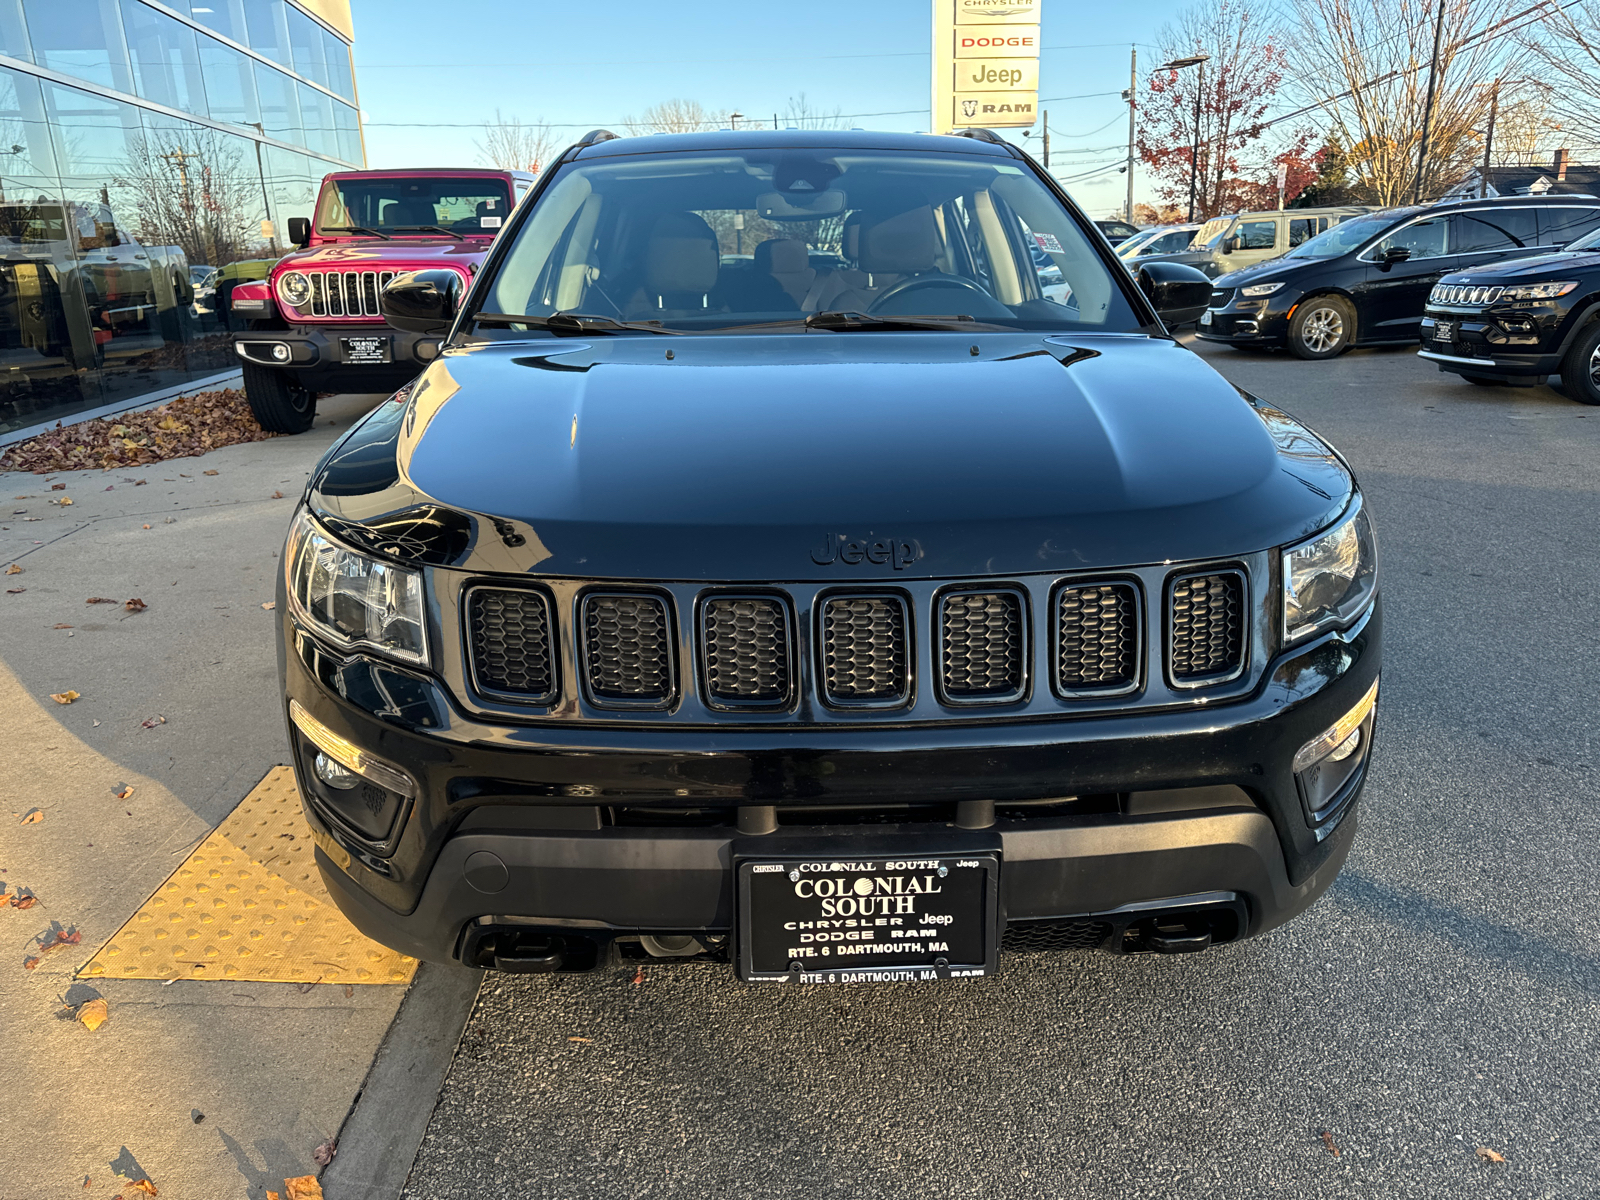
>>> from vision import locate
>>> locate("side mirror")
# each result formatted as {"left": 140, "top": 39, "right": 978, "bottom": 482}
{"left": 1137, "top": 261, "right": 1212, "bottom": 327}
{"left": 287, "top": 216, "right": 311, "bottom": 247}
{"left": 381, "top": 269, "right": 462, "bottom": 334}
{"left": 1222, "top": 235, "right": 1239, "bottom": 255}
{"left": 1379, "top": 245, "right": 1411, "bottom": 270}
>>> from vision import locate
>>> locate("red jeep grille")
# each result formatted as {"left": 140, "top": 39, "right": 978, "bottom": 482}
{"left": 299, "top": 269, "right": 397, "bottom": 320}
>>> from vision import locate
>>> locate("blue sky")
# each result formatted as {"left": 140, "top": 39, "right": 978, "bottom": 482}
{"left": 350, "top": 0, "right": 1193, "bottom": 218}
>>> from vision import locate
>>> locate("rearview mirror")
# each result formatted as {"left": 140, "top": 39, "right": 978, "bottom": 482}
{"left": 1138, "top": 261, "right": 1211, "bottom": 327}
{"left": 756, "top": 190, "right": 846, "bottom": 220}
{"left": 381, "top": 269, "right": 462, "bottom": 335}
{"left": 287, "top": 216, "right": 311, "bottom": 247}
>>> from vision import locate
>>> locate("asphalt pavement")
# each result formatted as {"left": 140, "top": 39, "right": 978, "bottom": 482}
{"left": 400, "top": 338, "right": 1600, "bottom": 1200}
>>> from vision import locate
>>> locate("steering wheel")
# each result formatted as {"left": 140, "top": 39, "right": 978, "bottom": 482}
{"left": 866, "top": 273, "right": 995, "bottom": 313}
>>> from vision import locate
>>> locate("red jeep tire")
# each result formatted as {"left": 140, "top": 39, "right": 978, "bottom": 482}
{"left": 242, "top": 359, "right": 317, "bottom": 434}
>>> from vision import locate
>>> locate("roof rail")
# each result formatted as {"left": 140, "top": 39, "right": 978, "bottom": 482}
{"left": 575, "top": 129, "right": 621, "bottom": 147}
{"left": 948, "top": 127, "right": 1007, "bottom": 145}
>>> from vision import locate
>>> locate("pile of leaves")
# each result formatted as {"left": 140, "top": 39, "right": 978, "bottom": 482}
{"left": 0, "top": 388, "right": 277, "bottom": 474}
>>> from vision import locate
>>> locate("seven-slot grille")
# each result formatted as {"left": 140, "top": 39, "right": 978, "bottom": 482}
{"left": 1430, "top": 283, "right": 1504, "bottom": 306}
{"left": 701, "top": 596, "right": 791, "bottom": 707}
{"left": 462, "top": 571, "right": 1252, "bottom": 712}
{"left": 300, "top": 269, "right": 399, "bottom": 319}
{"left": 467, "top": 588, "right": 556, "bottom": 701}
{"left": 1168, "top": 571, "right": 1246, "bottom": 683}
{"left": 821, "top": 595, "right": 909, "bottom": 705}
{"left": 940, "top": 591, "right": 1024, "bottom": 701}
{"left": 1056, "top": 583, "right": 1138, "bottom": 691}
{"left": 581, "top": 593, "right": 673, "bottom": 704}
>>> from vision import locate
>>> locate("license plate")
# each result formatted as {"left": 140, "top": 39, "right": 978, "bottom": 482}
{"left": 1433, "top": 319, "right": 1455, "bottom": 342}
{"left": 736, "top": 854, "right": 999, "bottom": 984}
{"left": 340, "top": 335, "right": 390, "bottom": 364}
{"left": 1199, "top": 310, "right": 1213, "bottom": 326}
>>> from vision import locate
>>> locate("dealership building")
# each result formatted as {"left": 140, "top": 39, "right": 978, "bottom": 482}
{"left": 0, "top": 0, "right": 364, "bottom": 439}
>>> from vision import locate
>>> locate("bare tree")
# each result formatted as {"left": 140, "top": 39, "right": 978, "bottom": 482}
{"left": 476, "top": 109, "right": 561, "bottom": 174}
{"left": 624, "top": 99, "right": 728, "bottom": 135}
{"left": 1288, "top": 0, "right": 1529, "bottom": 204}
{"left": 114, "top": 125, "right": 263, "bottom": 267}
{"left": 1486, "top": 83, "right": 1563, "bottom": 167}
{"left": 1525, "top": 2, "right": 1600, "bottom": 136}
{"left": 782, "top": 93, "right": 846, "bottom": 130}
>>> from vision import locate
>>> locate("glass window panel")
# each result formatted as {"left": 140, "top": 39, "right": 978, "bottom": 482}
{"left": 334, "top": 99, "right": 360, "bottom": 166}
{"left": 1452, "top": 207, "right": 1536, "bottom": 252}
{"left": 1537, "top": 206, "right": 1600, "bottom": 246}
{"left": 0, "top": 0, "right": 31, "bottom": 60}
{"left": 285, "top": 4, "right": 327, "bottom": 88}
{"left": 297, "top": 80, "right": 334, "bottom": 157}
{"left": 21, "top": 0, "right": 134, "bottom": 93}
{"left": 253, "top": 59, "right": 298, "bottom": 143}
{"left": 186, "top": 0, "right": 248, "bottom": 46}
{"left": 241, "top": 0, "right": 289, "bottom": 66}
{"left": 120, "top": 0, "right": 208, "bottom": 118}
{"left": 198, "top": 35, "right": 258, "bottom": 128}
{"left": 323, "top": 28, "right": 353, "bottom": 101}
{"left": 263, "top": 142, "right": 320, "bottom": 240}
{"left": 1371, "top": 215, "right": 1449, "bottom": 259}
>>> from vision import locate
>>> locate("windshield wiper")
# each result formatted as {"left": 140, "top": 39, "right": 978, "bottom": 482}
{"left": 320, "top": 225, "right": 391, "bottom": 240}
{"left": 389, "top": 224, "right": 466, "bottom": 240}
{"left": 472, "top": 311, "right": 685, "bottom": 335}
{"left": 803, "top": 310, "right": 997, "bottom": 332}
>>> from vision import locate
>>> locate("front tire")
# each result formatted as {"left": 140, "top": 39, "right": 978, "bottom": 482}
{"left": 1288, "top": 295, "right": 1354, "bottom": 360}
{"left": 1559, "top": 321, "right": 1600, "bottom": 406}
{"left": 241, "top": 359, "right": 316, "bottom": 433}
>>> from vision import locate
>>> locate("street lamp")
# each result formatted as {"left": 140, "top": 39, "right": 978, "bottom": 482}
{"left": 728, "top": 110, "right": 743, "bottom": 131}
{"left": 1159, "top": 54, "right": 1209, "bottom": 222}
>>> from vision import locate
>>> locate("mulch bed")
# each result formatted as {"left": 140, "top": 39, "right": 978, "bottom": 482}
{"left": 0, "top": 388, "right": 278, "bottom": 474}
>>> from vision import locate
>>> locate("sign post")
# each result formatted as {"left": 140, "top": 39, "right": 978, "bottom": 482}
{"left": 932, "top": 0, "right": 1041, "bottom": 132}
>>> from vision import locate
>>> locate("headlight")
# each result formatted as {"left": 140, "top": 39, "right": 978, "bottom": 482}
{"left": 1240, "top": 281, "right": 1284, "bottom": 297}
{"left": 1283, "top": 500, "right": 1378, "bottom": 644}
{"left": 278, "top": 271, "right": 311, "bottom": 307}
{"left": 285, "top": 511, "right": 428, "bottom": 665}
{"left": 1497, "top": 280, "right": 1577, "bottom": 301}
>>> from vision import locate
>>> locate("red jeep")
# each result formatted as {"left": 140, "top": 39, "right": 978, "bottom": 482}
{"left": 230, "top": 167, "right": 534, "bottom": 432}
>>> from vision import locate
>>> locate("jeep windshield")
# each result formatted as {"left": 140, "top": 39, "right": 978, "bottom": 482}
{"left": 479, "top": 147, "right": 1141, "bottom": 333}
{"left": 314, "top": 176, "right": 512, "bottom": 238}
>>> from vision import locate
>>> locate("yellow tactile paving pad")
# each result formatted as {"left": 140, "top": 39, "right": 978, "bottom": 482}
{"left": 81, "top": 766, "right": 418, "bottom": 985}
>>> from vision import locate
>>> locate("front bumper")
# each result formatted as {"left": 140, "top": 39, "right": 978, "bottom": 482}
{"left": 1195, "top": 297, "right": 1293, "bottom": 345}
{"left": 233, "top": 324, "right": 440, "bottom": 390}
{"left": 1418, "top": 308, "right": 1563, "bottom": 380}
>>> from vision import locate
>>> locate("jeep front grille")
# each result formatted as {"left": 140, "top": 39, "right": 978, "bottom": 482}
{"left": 821, "top": 595, "right": 908, "bottom": 705}
{"left": 1056, "top": 583, "right": 1138, "bottom": 691}
{"left": 302, "top": 269, "right": 398, "bottom": 319}
{"left": 1430, "top": 283, "right": 1503, "bottom": 306}
{"left": 1168, "top": 571, "right": 1246, "bottom": 683}
{"left": 940, "top": 590, "right": 1024, "bottom": 702}
{"left": 582, "top": 593, "right": 673, "bottom": 704}
{"left": 467, "top": 587, "right": 556, "bottom": 702}
{"left": 701, "top": 596, "right": 791, "bottom": 707}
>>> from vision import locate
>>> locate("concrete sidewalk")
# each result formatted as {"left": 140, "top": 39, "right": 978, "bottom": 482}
{"left": 0, "top": 394, "right": 460, "bottom": 1198}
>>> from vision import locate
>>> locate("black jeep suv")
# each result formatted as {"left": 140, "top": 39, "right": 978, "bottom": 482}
{"left": 278, "top": 129, "right": 1381, "bottom": 986}
{"left": 1419, "top": 222, "right": 1600, "bottom": 403}
{"left": 1199, "top": 196, "right": 1600, "bottom": 360}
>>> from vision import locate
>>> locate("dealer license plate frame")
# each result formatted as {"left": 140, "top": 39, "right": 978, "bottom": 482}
{"left": 340, "top": 334, "right": 391, "bottom": 364}
{"left": 735, "top": 852, "right": 1000, "bottom": 984}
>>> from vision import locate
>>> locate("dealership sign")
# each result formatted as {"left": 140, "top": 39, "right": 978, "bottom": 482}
{"left": 932, "top": 0, "right": 1040, "bottom": 130}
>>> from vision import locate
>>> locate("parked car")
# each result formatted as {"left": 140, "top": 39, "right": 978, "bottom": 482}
{"left": 1116, "top": 223, "right": 1201, "bottom": 263}
{"left": 1186, "top": 207, "right": 1375, "bottom": 278}
{"left": 1419, "top": 221, "right": 1600, "bottom": 403}
{"left": 1198, "top": 195, "right": 1600, "bottom": 359}
{"left": 279, "top": 127, "right": 1380, "bottom": 986}
{"left": 1094, "top": 218, "right": 1142, "bottom": 246}
{"left": 229, "top": 166, "right": 536, "bottom": 432}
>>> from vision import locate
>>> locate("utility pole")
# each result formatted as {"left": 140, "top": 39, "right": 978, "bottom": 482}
{"left": 1124, "top": 46, "right": 1136, "bottom": 222}
{"left": 1413, "top": 0, "right": 1448, "bottom": 204}
{"left": 1041, "top": 110, "right": 1049, "bottom": 169}
{"left": 1479, "top": 78, "right": 1500, "bottom": 198}
{"left": 246, "top": 123, "right": 279, "bottom": 254}
{"left": 1189, "top": 60, "right": 1204, "bottom": 222}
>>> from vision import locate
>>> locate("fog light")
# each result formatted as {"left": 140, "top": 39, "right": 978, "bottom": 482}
{"left": 314, "top": 751, "right": 360, "bottom": 790}
{"left": 289, "top": 699, "right": 416, "bottom": 798}
{"left": 1293, "top": 679, "right": 1378, "bottom": 774}
{"left": 1294, "top": 678, "right": 1378, "bottom": 822}
{"left": 272, "top": 343, "right": 290, "bottom": 362}
{"left": 1327, "top": 727, "right": 1361, "bottom": 763}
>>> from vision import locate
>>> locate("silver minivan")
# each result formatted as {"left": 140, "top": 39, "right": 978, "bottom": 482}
{"left": 1190, "top": 206, "right": 1376, "bottom": 276}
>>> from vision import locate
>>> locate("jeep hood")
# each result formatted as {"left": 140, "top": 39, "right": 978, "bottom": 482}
{"left": 309, "top": 332, "right": 1354, "bottom": 580}
{"left": 275, "top": 239, "right": 489, "bottom": 275}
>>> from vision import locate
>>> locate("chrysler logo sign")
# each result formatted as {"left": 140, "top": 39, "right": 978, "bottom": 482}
{"left": 810, "top": 533, "right": 922, "bottom": 569}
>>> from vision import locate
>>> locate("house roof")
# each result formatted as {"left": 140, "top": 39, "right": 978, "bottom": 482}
{"left": 1442, "top": 163, "right": 1600, "bottom": 198}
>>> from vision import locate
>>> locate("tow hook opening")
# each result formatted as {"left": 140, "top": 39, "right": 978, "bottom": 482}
{"left": 460, "top": 925, "right": 601, "bottom": 974}
{"left": 1122, "top": 903, "right": 1241, "bottom": 954}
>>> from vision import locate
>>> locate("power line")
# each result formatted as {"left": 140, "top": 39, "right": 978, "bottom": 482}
{"left": 353, "top": 41, "right": 1161, "bottom": 69}
{"left": 364, "top": 107, "right": 929, "bottom": 129}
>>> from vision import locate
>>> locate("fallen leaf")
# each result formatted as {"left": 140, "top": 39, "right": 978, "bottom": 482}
{"left": 141, "top": 715, "right": 166, "bottom": 728}
{"left": 568, "top": 1036, "right": 592, "bottom": 1043}
{"left": 129, "top": 1181, "right": 158, "bottom": 1197}
{"left": 1476, "top": 1147, "right": 1506, "bottom": 1164}
{"left": 22, "top": 956, "right": 39, "bottom": 969}
{"left": 271, "top": 490, "right": 284, "bottom": 498}
{"left": 49, "top": 691, "right": 80, "bottom": 704}
{"left": 124, "top": 598, "right": 147, "bottom": 613}
{"left": 5, "top": 587, "right": 23, "bottom": 594}
{"left": 21, "top": 809, "right": 44, "bottom": 824}
{"left": 284, "top": 1177, "right": 322, "bottom": 1200}
{"left": 104, "top": 485, "right": 113, "bottom": 491}
{"left": 203, "top": 469, "right": 218, "bottom": 476}
{"left": 4, "top": 563, "right": 20, "bottom": 574}
{"left": 114, "top": 784, "right": 135, "bottom": 800}
{"left": 191, "top": 1109, "right": 204, "bottom": 1123}
{"left": 343, "top": 984, "right": 353, "bottom": 998}
{"left": 142, "top": 524, "right": 151, "bottom": 530}
{"left": 53, "top": 623, "right": 73, "bottom": 629}
{"left": 12, "top": 895, "right": 37, "bottom": 910}
{"left": 632, "top": 965, "right": 645, "bottom": 986}
{"left": 1320, "top": 1130, "right": 1340, "bottom": 1157}
{"left": 77, "top": 998, "right": 109, "bottom": 1031}
{"left": 50, "top": 483, "right": 64, "bottom": 490}
{"left": 261, "top": 601, "right": 276, "bottom": 611}
{"left": 312, "top": 1138, "right": 337, "bottom": 1167}
{"left": 82, "top": 1177, "right": 91, "bottom": 1189}
{"left": 267, "top": 1193, "right": 281, "bottom": 1200}
{"left": 57, "top": 496, "right": 72, "bottom": 505}
{"left": 134, "top": 479, "right": 147, "bottom": 485}
{"left": 87, "top": 596, "right": 118, "bottom": 604}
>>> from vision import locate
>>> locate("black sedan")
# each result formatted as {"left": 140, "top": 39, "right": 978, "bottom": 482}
{"left": 1418, "top": 229, "right": 1600, "bottom": 404}
{"left": 1197, "top": 196, "right": 1600, "bottom": 359}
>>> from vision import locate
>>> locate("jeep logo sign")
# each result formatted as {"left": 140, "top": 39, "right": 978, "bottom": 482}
{"left": 811, "top": 533, "right": 922, "bottom": 570}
